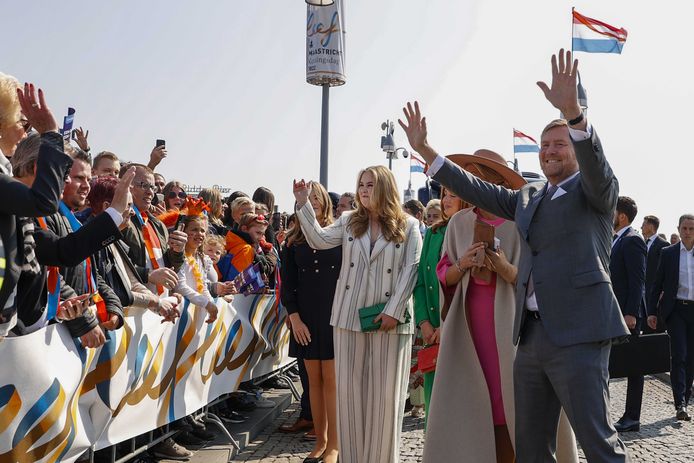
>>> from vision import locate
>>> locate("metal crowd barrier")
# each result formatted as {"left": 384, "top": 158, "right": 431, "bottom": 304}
{"left": 83, "top": 359, "right": 299, "bottom": 463}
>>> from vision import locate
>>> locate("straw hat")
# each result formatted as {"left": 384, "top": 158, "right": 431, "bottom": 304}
{"left": 446, "top": 149, "right": 526, "bottom": 189}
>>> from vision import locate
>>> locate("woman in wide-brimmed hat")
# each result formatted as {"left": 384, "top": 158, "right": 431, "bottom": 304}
{"left": 423, "top": 150, "right": 578, "bottom": 463}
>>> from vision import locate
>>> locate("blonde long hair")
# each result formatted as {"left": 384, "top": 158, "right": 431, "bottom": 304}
{"left": 349, "top": 166, "right": 407, "bottom": 243}
{"left": 287, "top": 181, "right": 334, "bottom": 247}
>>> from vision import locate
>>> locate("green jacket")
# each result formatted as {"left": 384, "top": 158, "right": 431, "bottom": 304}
{"left": 413, "top": 225, "right": 446, "bottom": 328}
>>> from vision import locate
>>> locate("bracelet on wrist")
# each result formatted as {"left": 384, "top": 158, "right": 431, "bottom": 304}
{"left": 454, "top": 260, "right": 466, "bottom": 273}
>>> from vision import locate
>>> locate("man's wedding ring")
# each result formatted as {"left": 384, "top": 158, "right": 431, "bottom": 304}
{"left": 31, "top": 103, "right": 39, "bottom": 107}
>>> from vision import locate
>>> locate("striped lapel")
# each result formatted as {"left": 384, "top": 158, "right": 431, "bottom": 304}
{"left": 355, "top": 231, "right": 370, "bottom": 264}
{"left": 369, "top": 234, "right": 388, "bottom": 263}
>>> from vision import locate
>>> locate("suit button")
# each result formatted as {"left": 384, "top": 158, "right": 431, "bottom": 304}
{"left": 430, "top": 307, "right": 435, "bottom": 311}
{"left": 313, "top": 249, "right": 317, "bottom": 253}
{"left": 315, "top": 269, "right": 320, "bottom": 273}
{"left": 396, "top": 244, "right": 400, "bottom": 248}
{"left": 427, "top": 265, "right": 430, "bottom": 270}
{"left": 385, "top": 292, "right": 390, "bottom": 297}
{"left": 429, "top": 285, "right": 433, "bottom": 290}
{"left": 593, "top": 143, "right": 600, "bottom": 152}
{"left": 387, "top": 269, "right": 392, "bottom": 273}
{"left": 346, "top": 285, "right": 350, "bottom": 290}
{"left": 314, "top": 260, "right": 318, "bottom": 264}
{"left": 348, "top": 237, "right": 353, "bottom": 241}
{"left": 331, "top": 265, "right": 335, "bottom": 269}
{"left": 532, "top": 251, "right": 538, "bottom": 256}
{"left": 350, "top": 263, "right": 354, "bottom": 267}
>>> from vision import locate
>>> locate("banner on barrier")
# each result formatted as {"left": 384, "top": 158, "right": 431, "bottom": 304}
{"left": 0, "top": 294, "right": 291, "bottom": 463}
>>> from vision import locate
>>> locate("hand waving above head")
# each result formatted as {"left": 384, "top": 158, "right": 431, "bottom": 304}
{"left": 537, "top": 49, "right": 585, "bottom": 127}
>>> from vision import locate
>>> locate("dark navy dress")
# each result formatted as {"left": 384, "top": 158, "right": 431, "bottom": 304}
{"left": 281, "top": 242, "right": 342, "bottom": 360}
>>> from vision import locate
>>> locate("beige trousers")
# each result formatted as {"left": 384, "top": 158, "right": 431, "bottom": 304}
{"left": 334, "top": 328, "right": 412, "bottom": 463}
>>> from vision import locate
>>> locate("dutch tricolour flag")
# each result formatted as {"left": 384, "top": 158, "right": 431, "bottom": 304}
{"left": 513, "top": 129, "right": 539, "bottom": 154}
{"left": 410, "top": 154, "right": 426, "bottom": 173}
{"left": 572, "top": 10, "right": 627, "bottom": 54}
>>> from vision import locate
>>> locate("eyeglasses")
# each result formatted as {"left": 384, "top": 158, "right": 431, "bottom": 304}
{"left": 134, "top": 182, "right": 156, "bottom": 191}
{"left": 168, "top": 191, "right": 187, "bottom": 199}
{"left": 17, "top": 118, "right": 31, "bottom": 133}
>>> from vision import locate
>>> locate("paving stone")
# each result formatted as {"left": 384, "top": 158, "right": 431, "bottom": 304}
{"left": 230, "top": 376, "right": 692, "bottom": 462}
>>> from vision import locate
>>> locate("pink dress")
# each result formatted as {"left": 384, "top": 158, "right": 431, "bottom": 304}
{"left": 437, "top": 212, "right": 507, "bottom": 425}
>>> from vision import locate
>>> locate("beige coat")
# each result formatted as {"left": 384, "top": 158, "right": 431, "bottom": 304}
{"left": 296, "top": 202, "right": 421, "bottom": 334}
{"left": 423, "top": 209, "right": 578, "bottom": 462}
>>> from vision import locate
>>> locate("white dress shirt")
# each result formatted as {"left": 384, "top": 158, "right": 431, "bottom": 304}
{"left": 677, "top": 243, "right": 694, "bottom": 301}
{"left": 612, "top": 225, "right": 630, "bottom": 249}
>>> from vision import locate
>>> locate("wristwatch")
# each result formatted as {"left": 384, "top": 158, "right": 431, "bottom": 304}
{"left": 567, "top": 111, "right": 584, "bottom": 126}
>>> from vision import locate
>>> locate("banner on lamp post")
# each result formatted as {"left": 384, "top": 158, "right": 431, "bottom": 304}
{"left": 306, "top": 0, "right": 346, "bottom": 86}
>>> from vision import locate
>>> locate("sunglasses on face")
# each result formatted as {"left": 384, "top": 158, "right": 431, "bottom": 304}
{"left": 168, "top": 191, "right": 187, "bottom": 199}
{"left": 18, "top": 118, "right": 31, "bottom": 133}
{"left": 134, "top": 182, "right": 156, "bottom": 191}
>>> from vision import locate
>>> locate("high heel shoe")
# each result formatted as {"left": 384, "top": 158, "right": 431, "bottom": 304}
{"left": 303, "top": 453, "right": 324, "bottom": 463}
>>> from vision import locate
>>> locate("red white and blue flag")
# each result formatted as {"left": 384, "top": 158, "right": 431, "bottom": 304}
{"left": 572, "top": 10, "right": 627, "bottom": 54}
{"left": 513, "top": 129, "right": 539, "bottom": 154}
{"left": 410, "top": 154, "right": 426, "bottom": 173}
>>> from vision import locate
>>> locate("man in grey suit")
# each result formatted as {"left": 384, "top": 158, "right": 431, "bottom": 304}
{"left": 400, "top": 49, "right": 630, "bottom": 461}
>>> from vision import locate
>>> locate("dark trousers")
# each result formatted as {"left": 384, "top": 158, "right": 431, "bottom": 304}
{"left": 666, "top": 302, "right": 694, "bottom": 408}
{"left": 298, "top": 359, "right": 313, "bottom": 420}
{"left": 623, "top": 328, "right": 645, "bottom": 421}
{"left": 514, "top": 317, "right": 629, "bottom": 463}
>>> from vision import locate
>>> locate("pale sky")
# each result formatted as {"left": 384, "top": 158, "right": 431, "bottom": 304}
{"left": 4, "top": 0, "right": 690, "bottom": 236}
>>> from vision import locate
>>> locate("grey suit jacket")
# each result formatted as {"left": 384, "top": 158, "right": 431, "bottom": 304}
{"left": 433, "top": 128, "right": 629, "bottom": 346}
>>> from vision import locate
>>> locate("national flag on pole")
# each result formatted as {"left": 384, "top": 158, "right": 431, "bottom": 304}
{"left": 572, "top": 10, "right": 627, "bottom": 54}
{"left": 513, "top": 129, "right": 539, "bottom": 154}
{"left": 410, "top": 154, "right": 426, "bottom": 173}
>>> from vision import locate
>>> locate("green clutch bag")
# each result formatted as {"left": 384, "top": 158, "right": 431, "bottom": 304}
{"left": 358, "top": 303, "right": 410, "bottom": 332}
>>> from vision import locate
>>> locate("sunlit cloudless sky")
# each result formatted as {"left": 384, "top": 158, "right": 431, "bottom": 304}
{"left": 4, "top": 0, "right": 690, "bottom": 235}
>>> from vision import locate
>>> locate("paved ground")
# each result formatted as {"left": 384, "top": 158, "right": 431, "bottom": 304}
{"left": 232, "top": 376, "right": 692, "bottom": 462}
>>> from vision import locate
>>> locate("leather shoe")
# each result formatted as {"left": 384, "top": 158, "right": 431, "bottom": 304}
{"left": 278, "top": 418, "right": 313, "bottom": 433}
{"left": 676, "top": 405, "right": 691, "bottom": 421}
{"left": 614, "top": 418, "right": 640, "bottom": 432}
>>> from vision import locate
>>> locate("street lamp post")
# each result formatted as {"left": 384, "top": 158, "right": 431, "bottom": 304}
{"left": 305, "top": 0, "right": 346, "bottom": 189}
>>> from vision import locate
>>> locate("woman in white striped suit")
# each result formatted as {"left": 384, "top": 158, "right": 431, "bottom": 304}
{"left": 293, "top": 165, "right": 422, "bottom": 463}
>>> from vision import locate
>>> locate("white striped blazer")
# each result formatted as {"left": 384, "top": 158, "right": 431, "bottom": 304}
{"left": 296, "top": 202, "right": 422, "bottom": 334}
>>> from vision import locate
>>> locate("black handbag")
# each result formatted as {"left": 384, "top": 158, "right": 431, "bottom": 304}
{"left": 608, "top": 332, "right": 671, "bottom": 379}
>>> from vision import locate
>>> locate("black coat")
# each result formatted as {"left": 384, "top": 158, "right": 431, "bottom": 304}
{"left": 14, "top": 212, "right": 120, "bottom": 336}
{"left": 0, "top": 132, "right": 72, "bottom": 330}
{"left": 43, "top": 211, "right": 124, "bottom": 333}
{"left": 649, "top": 243, "right": 689, "bottom": 321}
{"left": 121, "top": 213, "right": 184, "bottom": 283}
{"left": 280, "top": 241, "right": 341, "bottom": 359}
{"left": 645, "top": 235, "right": 669, "bottom": 298}
{"left": 609, "top": 227, "right": 647, "bottom": 319}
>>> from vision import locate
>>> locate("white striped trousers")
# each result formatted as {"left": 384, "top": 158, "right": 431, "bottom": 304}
{"left": 334, "top": 327, "right": 412, "bottom": 463}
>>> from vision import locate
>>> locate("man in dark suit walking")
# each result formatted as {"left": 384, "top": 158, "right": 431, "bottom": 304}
{"left": 641, "top": 215, "right": 669, "bottom": 332}
{"left": 400, "top": 49, "right": 630, "bottom": 461}
{"left": 610, "top": 196, "right": 647, "bottom": 432}
{"left": 648, "top": 214, "right": 694, "bottom": 421}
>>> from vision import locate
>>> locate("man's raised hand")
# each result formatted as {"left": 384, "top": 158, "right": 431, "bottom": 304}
{"left": 537, "top": 49, "right": 582, "bottom": 120}
{"left": 110, "top": 167, "right": 136, "bottom": 214}
{"left": 398, "top": 101, "right": 428, "bottom": 153}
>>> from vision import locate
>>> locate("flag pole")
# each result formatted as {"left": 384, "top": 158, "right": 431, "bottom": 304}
{"left": 571, "top": 7, "right": 575, "bottom": 54}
